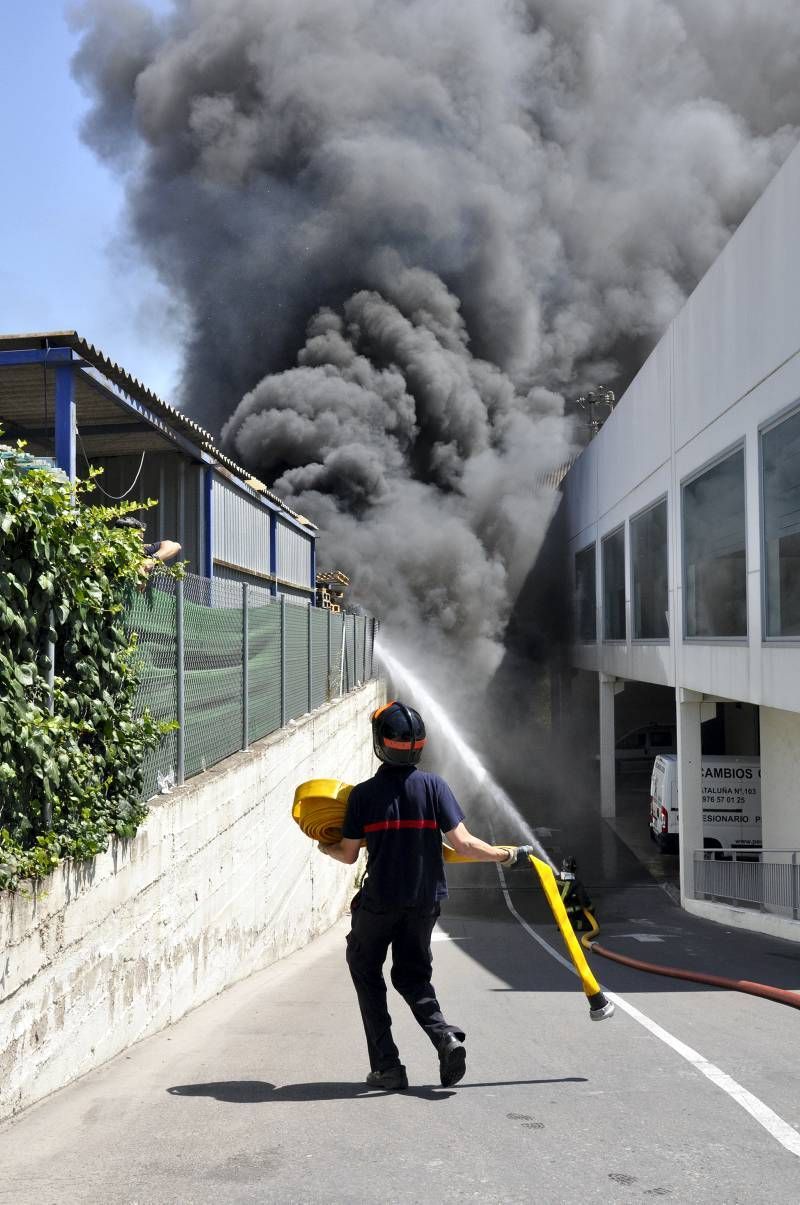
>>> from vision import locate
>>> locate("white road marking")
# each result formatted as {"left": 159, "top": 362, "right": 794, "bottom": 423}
{"left": 497, "top": 867, "right": 800, "bottom": 1160}
{"left": 616, "top": 934, "right": 665, "bottom": 943}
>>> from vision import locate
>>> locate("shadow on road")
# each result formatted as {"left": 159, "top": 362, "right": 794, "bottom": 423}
{"left": 166, "top": 1077, "right": 586, "bottom": 1104}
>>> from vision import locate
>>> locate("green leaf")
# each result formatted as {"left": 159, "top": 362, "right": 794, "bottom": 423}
{"left": 11, "top": 557, "right": 32, "bottom": 585}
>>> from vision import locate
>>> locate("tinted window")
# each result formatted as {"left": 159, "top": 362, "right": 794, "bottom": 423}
{"left": 763, "top": 410, "right": 800, "bottom": 637}
{"left": 683, "top": 450, "right": 746, "bottom": 638}
{"left": 631, "top": 499, "right": 668, "bottom": 638}
{"left": 602, "top": 527, "right": 626, "bottom": 640}
{"left": 575, "top": 544, "right": 596, "bottom": 642}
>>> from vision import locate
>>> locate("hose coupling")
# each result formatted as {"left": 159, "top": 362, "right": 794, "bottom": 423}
{"left": 588, "top": 990, "right": 615, "bottom": 1021}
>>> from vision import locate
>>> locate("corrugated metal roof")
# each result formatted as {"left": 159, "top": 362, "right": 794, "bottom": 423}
{"left": 536, "top": 458, "right": 577, "bottom": 490}
{"left": 0, "top": 330, "right": 316, "bottom": 528}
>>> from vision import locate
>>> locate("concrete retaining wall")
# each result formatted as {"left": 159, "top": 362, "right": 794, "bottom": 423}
{"left": 0, "top": 680, "right": 384, "bottom": 1120}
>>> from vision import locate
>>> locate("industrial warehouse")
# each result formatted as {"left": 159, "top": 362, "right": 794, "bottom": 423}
{"left": 0, "top": 331, "right": 317, "bottom": 598}
{"left": 561, "top": 132, "right": 800, "bottom": 942}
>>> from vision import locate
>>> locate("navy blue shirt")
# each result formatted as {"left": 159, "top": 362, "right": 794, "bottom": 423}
{"left": 342, "top": 765, "right": 465, "bottom": 908}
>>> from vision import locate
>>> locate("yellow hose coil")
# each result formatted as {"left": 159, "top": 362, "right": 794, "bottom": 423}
{"left": 292, "top": 779, "right": 355, "bottom": 844}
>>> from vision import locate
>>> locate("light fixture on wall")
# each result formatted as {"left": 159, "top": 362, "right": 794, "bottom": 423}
{"left": 578, "top": 386, "right": 616, "bottom": 436}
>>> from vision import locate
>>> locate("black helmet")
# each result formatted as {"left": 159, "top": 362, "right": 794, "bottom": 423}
{"left": 371, "top": 700, "right": 426, "bottom": 766}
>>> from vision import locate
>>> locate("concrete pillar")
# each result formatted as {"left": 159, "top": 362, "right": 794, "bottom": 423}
{"left": 599, "top": 672, "right": 617, "bottom": 818}
{"left": 677, "top": 689, "right": 703, "bottom": 901}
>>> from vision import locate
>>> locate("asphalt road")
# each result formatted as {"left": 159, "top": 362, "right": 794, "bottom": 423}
{"left": 2, "top": 829, "right": 800, "bottom": 1204}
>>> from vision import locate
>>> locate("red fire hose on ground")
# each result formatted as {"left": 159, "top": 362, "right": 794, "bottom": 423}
{"left": 580, "top": 908, "right": 800, "bottom": 1012}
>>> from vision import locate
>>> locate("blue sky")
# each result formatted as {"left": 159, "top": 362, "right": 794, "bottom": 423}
{"left": 0, "top": 2, "right": 181, "bottom": 400}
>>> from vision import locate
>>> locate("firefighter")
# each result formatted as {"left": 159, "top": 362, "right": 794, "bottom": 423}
{"left": 558, "top": 856, "right": 595, "bottom": 931}
{"left": 318, "top": 700, "right": 533, "bottom": 1091}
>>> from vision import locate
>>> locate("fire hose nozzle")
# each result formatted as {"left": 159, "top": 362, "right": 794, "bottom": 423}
{"left": 588, "top": 990, "right": 615, "bottom": 1021}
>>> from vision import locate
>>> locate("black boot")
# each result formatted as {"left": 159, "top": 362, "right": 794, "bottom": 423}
{"left": 437, "top": 1035, "right": 466, "bottom": 1087}
{"left": 365, "top": 1064, "right": 408, "bottom": 1091}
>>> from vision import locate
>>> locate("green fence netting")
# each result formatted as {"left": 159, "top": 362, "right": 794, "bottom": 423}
{"left": 183, "top": 576, "right": 244, "bottom": 778}
{"left": 127, "top": 578, "right": 178, "bottom": 800}
{"left": 310, "top": 608, "right": 329, "bottom": 712}
{"left": 284, "top": 600, "right": 310, "bottom": 722}
{"left": 248, "top": 586, "right": 281, "bottom": 744}
{"left": 125, "top": 572, "right": 377, "bottom": 801}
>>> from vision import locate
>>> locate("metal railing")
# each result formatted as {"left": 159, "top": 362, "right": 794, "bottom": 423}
{"left": 693, "top": 849, "right": 800, "bottom": 919}
{"left": 126, "top": 572, "right": 378, "bottom": 801}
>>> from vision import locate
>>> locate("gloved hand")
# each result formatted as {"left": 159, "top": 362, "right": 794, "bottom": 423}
{"left": 502, "top": 845, "right": 535, "bottom": 868}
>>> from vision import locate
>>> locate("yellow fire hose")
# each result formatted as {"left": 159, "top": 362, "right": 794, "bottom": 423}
{"left": 525, "top": 855, "right": 613, "bottom": 1018}
{"left": 293, "top": 779, "right": 614, "bottom": 1022}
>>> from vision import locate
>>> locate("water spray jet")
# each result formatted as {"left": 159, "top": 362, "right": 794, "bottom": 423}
{"left": 375, "top": 638, "right": 554, "bottom": 869}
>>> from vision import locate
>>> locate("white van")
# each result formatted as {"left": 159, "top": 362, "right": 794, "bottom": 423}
{"left": 649, "top": 754, "right": 761, "bottom": 852}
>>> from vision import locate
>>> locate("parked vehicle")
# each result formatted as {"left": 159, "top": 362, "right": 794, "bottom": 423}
{"left": 615, "top": 723, "right": 676, "bottom": 773}
{"left": 649, "top": 754, "right": 761, "bottom": 852}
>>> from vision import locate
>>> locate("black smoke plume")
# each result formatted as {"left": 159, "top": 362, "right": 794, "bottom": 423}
{"left": 71, "top": 0, "right": 800, "bottom": 687}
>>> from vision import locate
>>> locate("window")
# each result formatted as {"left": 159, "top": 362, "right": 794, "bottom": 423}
{"left": 763, "top": 409, "right": 800, "bottom": 637}
{"left": 618, "top": 730, "right": 646, "bottom": 750}
{"left": 574, "top": 544, "right": 596, "bottom": 642}
{"left": 683, "top": 449, "right": 746, "bottom": 638}
{"left": 602, "top": 526, "right": 626, "bottom": 640}
{"left": 631, "top": 498, "right": 668, "bottom": 639}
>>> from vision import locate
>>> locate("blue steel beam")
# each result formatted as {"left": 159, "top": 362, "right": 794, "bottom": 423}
{"left": 203, "top": 467, "right": 214, "bottom": 578}
{"left": 269, "top": 512, "right": 278, "bottom": 597}
{"left": 0, "top": 348, "right": 72, "bottom": 366}
{"left": 54, "top": 363, "right": 76, "bottom": 481}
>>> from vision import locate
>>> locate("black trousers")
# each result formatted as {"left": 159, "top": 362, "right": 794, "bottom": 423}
{"left": 345, "top": 893, "right": 465, "bottom": 1072}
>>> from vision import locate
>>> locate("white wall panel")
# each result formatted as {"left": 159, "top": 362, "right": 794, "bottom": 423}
{"left": 673, "top": 148, "right": 800, "bottom": 450}
{"left": 276, "top": 518, "right": 313, "bottom": 590}
{"left": 212, "top": 475, "right": 270, "bottom": 578}
{"left": 562, "top": 137, "right": 800, "bottom": 713}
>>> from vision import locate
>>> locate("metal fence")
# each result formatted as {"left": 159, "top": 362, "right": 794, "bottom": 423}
{"left": 126, "top": 572, "right": 378, "bottom": 801}
{"left": 693, "top": 849, "right": 800, "bottom": 919}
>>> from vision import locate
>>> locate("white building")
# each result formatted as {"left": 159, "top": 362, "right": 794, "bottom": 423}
{"left": 561, "top": 138, "right": 800, "bottom": 941}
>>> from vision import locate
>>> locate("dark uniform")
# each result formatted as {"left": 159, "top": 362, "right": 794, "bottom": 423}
{"left": 342, "top": 763, "right": 466, "bottom": 1073}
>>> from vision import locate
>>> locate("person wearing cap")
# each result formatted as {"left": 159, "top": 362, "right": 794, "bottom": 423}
{"left": 318, "top": 699, "right": 533, "bottom": 1091}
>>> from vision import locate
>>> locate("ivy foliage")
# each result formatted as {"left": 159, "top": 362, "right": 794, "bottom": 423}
{"left": 0, "top": 452, "right": 173, "bottom": 890}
